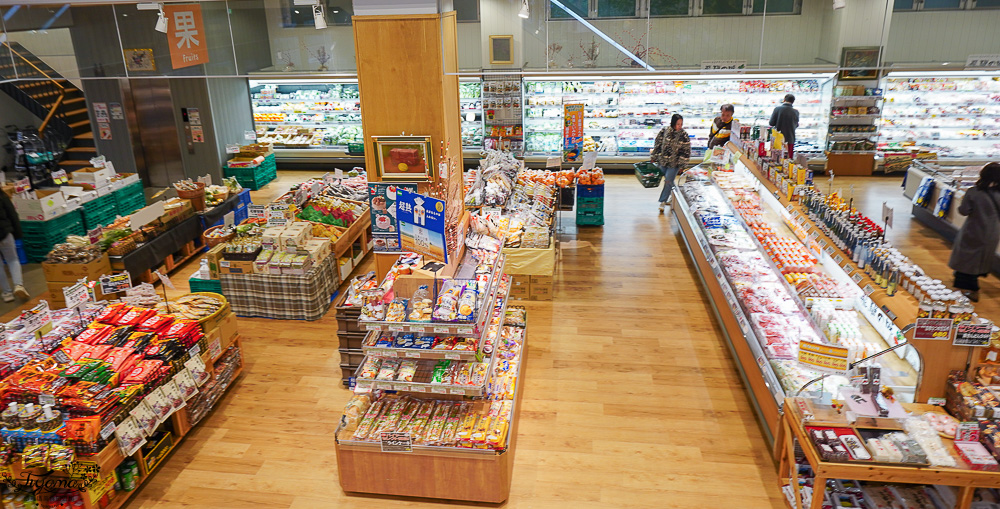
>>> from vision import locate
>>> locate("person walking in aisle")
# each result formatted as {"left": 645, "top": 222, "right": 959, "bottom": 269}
{"left": 0, "top": 192, "right": 27, "bottom": 302}
{"left": 948, "top": 162, "right": 1000, "bottom": 302}
{"left": 707, "top": 104, "right": 736, "bottom": 150}
{"left": 769, "top": 94, "right": 799, "bottom": 158}
{"left": 650, "top": 114, "right": 691, "bottom": 214}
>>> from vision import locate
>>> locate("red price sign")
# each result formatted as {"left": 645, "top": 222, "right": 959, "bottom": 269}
{"left": 913, "top": 317, "right": 955, "bottom": 341}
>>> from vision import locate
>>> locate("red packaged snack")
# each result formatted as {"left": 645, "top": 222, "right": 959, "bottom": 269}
{"left": 74, "top": 324, "right": 114, "bottom": 345}
{"left": 122, "top": 360, "right": 164, "bottom": 385}
{"left": 104, "top": 348, "right": 139, "bottom": 373}
{"left": 62, "top": 342, "right": 91, "bottom": 361}
{"left": 82, "top": 345, "right": 112, "bottom": 362}
{"left": 95, "top": 304, "right": 128, "bottom": 325}
{"left": 115, "top": 308, "right": 157, "bottom": 327}
{"left": 136, "top": 314, "right": 174, "bottom": 333}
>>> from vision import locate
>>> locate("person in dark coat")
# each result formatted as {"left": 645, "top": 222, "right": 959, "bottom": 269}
{"left": 948, "top": 162, "right": 1000, "bottom": 302}
{"left": 0, "top": 192, "right": 27, "bottom": 302}
{"left": 650, "top": 113, "right": 691, "bottom": 214}
{"left": 769, "top": 94, "right": 799, "bottom": 158}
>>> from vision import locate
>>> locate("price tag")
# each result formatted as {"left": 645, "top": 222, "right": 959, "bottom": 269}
{"left": 404, "top": 351, "right": 421, "bottom": 358}
{"left": 852, "top": 273, "right": 864, "bottom": 284}
{"left": 38, "top": 393, "right": 55, "bottom": 406}
{"left": 409, "top": 326, "right": 426, "bottom": 334}
{"left": 244, "top": 130, "right": 256, "bottom": 141}
{"left": 226, "top": 144, "right": 240, "bottom": 154}
{"left": 99, "top": 272, "right": 132, "bottom": 294}
{"left": 449, "top": 388, "right": 466, "bottom": 395}
{"left": 334, "top": 168, "right": 344, "bottom": 179}
{"left": 188, "top": 344, "right": 201, "bottom": 357}
{"left": 13, "top": 178, "right": 30, "bottom": 194}
{"left": 863, "top": 284, "right": 875, "bottom": 296}
{"left": 248, "top": 204, "right": 267, "bottom": 219}
{"left": 388, "top": 325, "right": 404, "bottom": 332}
{"left": 786, "top": 204, "right": 794, "bottom": 212}
{"left": 545, "top": 156, "right": 561, "bottom": 168}
{"left": 913, "top": 317, "right": 956, "bottom": 341}
{"left": 434, "top": 326, "right": 451, "bottom": 334}
{"left": 824, "top": 246, "right": 835, "bottom": 256}
{"left": 430, "top": 387, "right": 447, "bottom": 394}
{"left": 843, "top": 262, "right": 854, "bottom": 273}
{"left": 445, "top": 353, "right": 461, "bottom": 360}
{"left": 409, "top": 386, "right": 426, "bottom": 393}
{"left": 383, "top": 350, "right": 398, "bottom": 358}
{"left": 393, "top": 384, "right": 407, "bottom": 392}
{"left": 927, "top": 397, "right": 947, "bottom": 406}
{"left": 953, "top": 321, "right": 993, "bottom": 347}
{"left": 366, "top": 324, "right": 381, "bottom": 331}
{"left": 100, "top": 421, "right": 117, "bottom": 440}
{"left": 63, "top": 281, "right": 90, "bottom": 309}
{"left": 51, "top": 169, "right": 68, "bottom": 184}
{"left": 458, "top": 327, "right": 473, "bottom": 335}
{"left": 380, "top": 432, "right": 412, "bottom": 452}
{"left": 834, "top": 254, "right": 844, "bottom": 265}
{"left": 266, "top": 216, "right": 288, "bottom": 228}
{"left": 88, "top": 226, "right": 103, "bottom": 245}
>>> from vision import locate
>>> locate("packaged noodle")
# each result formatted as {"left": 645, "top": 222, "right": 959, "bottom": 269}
{"left": 405, "top": 401, "right": 436, "bottom": 438}
{"left": 456, "top": 411, "right": 480, "bottom": 448}
{"left": 439, "top": 403, "right": 469, "bottom": 446}
{"left": 421, "top": 402, "right": 453, "bottom": 445}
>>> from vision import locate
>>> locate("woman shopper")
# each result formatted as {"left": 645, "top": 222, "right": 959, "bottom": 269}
{"left": 650, "top": 113, "right": 691, "bottom": 213}
{"left": 948, "top": 162, "right": 1000, "bottom": 302}
{"left": 0, "top": 192, "right": 27, "bottom": 302}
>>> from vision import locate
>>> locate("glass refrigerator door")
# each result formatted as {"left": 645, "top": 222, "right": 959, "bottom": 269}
{"left": 249, "top": 80, "right": 362, "bottom": 149}
{"left": 460, "top": 79, "right": 484, "bottom": 150}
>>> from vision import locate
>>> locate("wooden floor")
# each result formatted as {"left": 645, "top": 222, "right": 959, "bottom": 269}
{"left": 30, "top": 171, "right": 997, "bottom": 509}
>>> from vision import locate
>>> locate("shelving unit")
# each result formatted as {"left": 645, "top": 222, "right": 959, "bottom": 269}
{"left": 249, "top": 79, "right": 362, "bottom": 150}
{"left": 460, "top": 79, "right": 484, "bottom": 150}
{"left": 522, "top": 76, "right": 832, "bottom": 160}
{"left": 880, "top": 72, "right": 1000, "bottom": 160}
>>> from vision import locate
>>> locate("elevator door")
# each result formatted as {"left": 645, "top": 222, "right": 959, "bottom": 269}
{"left": 128, "top": 79, "right": 185, "bottom": 187}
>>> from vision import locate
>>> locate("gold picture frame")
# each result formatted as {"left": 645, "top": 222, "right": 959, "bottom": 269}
{"left": 839, "top": 46, "right": 881, "bottom": 80}
{"left": 489, "top": 35, "right": 513, "bottom": 65}
{"left": 124, "top": 49, "right": 155, "bottom": 71}
{"left": 371, "top": 135, "right": 434, "bottom": 182}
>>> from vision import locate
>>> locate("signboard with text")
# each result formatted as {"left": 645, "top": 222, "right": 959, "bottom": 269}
{"left": 397, "top": 189, "right": 448, "bottom": 263}
{"left": 368, "top": 183, "right": 417, "bottom": 253}
{"left": 953, "top": 321, "right": 993, "bottom": 347}
{"left": 563, "top": 103, "right": 583, "bottom": 163}
{"left": 913, "top": 317, "right": 955, "bottom": 341}
{"left": 798, "top": 340, "right": 850, "bottom": 374}
{"left": 164, "top": 4, "right": 208, "bottom": 70}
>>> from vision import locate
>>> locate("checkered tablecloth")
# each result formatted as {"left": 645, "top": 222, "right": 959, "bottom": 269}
{"left": 220, "top": 255, "right": 339, "bottom": 320}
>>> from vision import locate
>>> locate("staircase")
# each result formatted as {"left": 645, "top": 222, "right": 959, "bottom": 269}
{"left": 0, "top": 42, "right": 96, "bottom": 173}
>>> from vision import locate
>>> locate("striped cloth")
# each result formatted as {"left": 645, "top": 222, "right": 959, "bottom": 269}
{"left": 220, "top": 255, "right": 339, "bottom": 321}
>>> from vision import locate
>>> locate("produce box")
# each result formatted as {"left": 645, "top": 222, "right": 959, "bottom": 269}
{"left": 71, "top": 167, "right": 115, "bottom": 188}
{"left": 205, "top": 244, "right": 226, "bottom": 280}
{"left": 12, "top": 189, "right": 68, "bottom": 221}
{"left": 42, "top": 254, "right": 112, "bottom": 282}
{"left": 220, "top": 259, "right": 255, "bottom": 275}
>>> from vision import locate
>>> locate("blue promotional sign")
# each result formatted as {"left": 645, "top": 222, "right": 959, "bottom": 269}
{"left": 396, "top": 189, "right": 448, "bottom": 263}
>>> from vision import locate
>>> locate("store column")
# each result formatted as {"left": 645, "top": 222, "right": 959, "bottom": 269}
{"left": 352, "top": 6, "right": 465, "bottom": 279}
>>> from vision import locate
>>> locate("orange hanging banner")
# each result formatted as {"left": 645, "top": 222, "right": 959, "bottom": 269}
{"left": 164, "top": 3, "right": 209, "bottom": 70}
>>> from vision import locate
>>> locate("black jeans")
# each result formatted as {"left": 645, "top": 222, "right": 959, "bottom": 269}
{"left": 954, "top": 271, "right": 985, "bottom": 292}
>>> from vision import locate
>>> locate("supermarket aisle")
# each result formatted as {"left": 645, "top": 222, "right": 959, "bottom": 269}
{"left": 122, "top": 173, "right": 784, "bottom": 508}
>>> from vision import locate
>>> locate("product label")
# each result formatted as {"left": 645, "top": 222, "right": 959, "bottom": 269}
{"left": 863, "top": 284, "right": 875, "bottom": 296}
{"left": 388, "top": 325, "right": 404, "bottom": 332}
{"left": 434, "top": 326, "right": 451, "bottom": 334}
{"left": 824, "top": 246, "right": 835, "bottom": 257}
{"left": 913, "top": 317, "right": 955, "bottom": 341}
{"left": 38, "top": 393, "right": 55, "bottom": 406}
{"left": 953, "top": 321, "right": 993, "bottom": 347}
{"left": 957, "top": 422, "right": 980, "bottom": 442}
{"left": 404, "top": 351, "right": 421, "bottom": 358}
{"left": 798, "top": 340, "right": 850, "bottom": 374}
{"left": 927, "top": 397, "right": 947, "bottom": 406}
{"left": 851, "top": 273, "right": 864, "bottom": 284}
{"left": 380, "top": 432, "right": 412, "bottom": 452}
{"left": 833, "top": 254, "right": 844, "bottom": 265}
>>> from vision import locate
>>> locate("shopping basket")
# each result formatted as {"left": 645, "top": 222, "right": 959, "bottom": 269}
{"left": 634, "top": 161, "right": 663, "bottom": 188}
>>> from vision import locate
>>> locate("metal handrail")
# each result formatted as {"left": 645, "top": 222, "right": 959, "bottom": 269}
{"left": 2, "top": 42, "right": 66, "bottom": 136}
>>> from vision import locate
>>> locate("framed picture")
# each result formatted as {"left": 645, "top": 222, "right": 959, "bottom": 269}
{"left": 371, "top": 136, "right": 434, "bottom": 182}
{"left": 489, "top": 35, "right": 513, "bottom": 65}
{"left": 124, "top": 49, "right": 155, "bottom": 72}
{"left": 839, "top": 46, "right": 880, "bottom": 80}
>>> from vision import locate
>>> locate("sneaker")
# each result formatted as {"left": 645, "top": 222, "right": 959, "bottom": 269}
{"left": 1, "top": 292, "right": 13, "bottom": 303}
{"left": 658, "top": 202, "right": 665, "bottom": 213}
{"left": 13, "top": 285, "right": 28, "bottom": 300}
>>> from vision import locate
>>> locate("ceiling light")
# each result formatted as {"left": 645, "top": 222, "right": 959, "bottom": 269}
{"left": 518, "top": 0, "right": 529, "bottom": 18}
{"left": 155, "top": 8, "right": 168, "bottom": 33}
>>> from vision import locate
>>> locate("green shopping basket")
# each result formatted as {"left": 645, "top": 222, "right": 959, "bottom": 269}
{"left": 634, "top": 161, "right": 663, "bottom": 188}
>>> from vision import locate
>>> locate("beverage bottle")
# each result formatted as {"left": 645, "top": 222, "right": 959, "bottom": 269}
{"left": 887, "top": 266, "right": 900, "bottom": 296}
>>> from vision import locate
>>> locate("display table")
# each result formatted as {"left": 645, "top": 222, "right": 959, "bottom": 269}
{"left": 199, "top": 189, "right": 251, "bottom": 229}
{"left": 220, "top": 254, "right": 339, "bottom": 320}
{"left": 109, "top": 215, "right": 203, "bottom": 285}
{"left": 778, "top": 397, "right": 1000, "bottom": 509}
{"left": 903, "top": 161, "right": 1000, "bottom": 275}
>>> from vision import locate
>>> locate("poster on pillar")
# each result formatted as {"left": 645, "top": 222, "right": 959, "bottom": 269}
{"left": 396, "top": 189, "right": 448, "bottom": 263}
{"left": 563, "top": 104, "right": 584, "bottom": 163}
{"left": 164, "top": 4, "right": 209, "bottom": 70}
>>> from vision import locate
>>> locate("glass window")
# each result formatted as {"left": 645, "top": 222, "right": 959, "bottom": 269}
{"left": 551, "top": 0, "right": 588, "bottom": 18}
{"left": 922, "top": 0, "right": 961, "bottom": 8}
{"left": 752, "top": 0, "right": 796, "bottom": 13}
{"left": 703, "top": 0, "right": 744, "bottom": 14}
{"left": 974, "top": 0, "right": 1000, "bottom": 7}
{"left": 651, "top": 0, "right": 690, "bottom": 15}
{"left": 598, "top": 0, "right": 637, "bottom": 16}
{"left": 327, "top": 0, "right": 353, "bottom": 25}
{"left": 893, "top": 0, "right": 915, "bottom": 9}
{"left": 455, "top": 0, "right": 479, "bottom": 21}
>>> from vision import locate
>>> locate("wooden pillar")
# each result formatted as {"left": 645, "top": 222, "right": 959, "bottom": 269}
{"left": 353, "top": 12, "right": 465, "bottom": 276}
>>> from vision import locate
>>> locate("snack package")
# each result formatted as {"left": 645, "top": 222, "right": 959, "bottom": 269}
{"left": 47, "top": 444, "right": 75, "bottom": 471}
{"left": 439, "top": 403, "right": 469, "bottom": 446}
{"left": 405, "top": 401, "right": 436, "bottom": 438}
{"left": 408, "top": 286, "right": 434, "bottom": 322}
{"left": 456, "top": 287, "right": 477, "bottom": 322}
{"left": 421, "top": 402, "right": 453, "bottom": 445}
{"left": 376, "top": 359, "right": 401, "bottom": 380}
{"left": 352, "top": 400, "right": 386, "bottom": 440}
{"left": 396, "top": 360, "right": 417, "bottom": 382}
{"left": 385, "top": 299, "right": 408, "bottom": 322}
{"left": 358, "top": 357, "right": 381, "bottom": 379}
{"left": 432, "top": 282, "right": 463, "bottom": 322}
{"left": 342, "top": 394, "right": 372, "bottom": 432}
{"left": 21, "top": 444, "right": 49, "bottom": 469}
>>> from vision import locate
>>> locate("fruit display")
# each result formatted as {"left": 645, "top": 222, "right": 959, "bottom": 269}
{"left": 296, "top": 197, "right": 365, "bottom": 227}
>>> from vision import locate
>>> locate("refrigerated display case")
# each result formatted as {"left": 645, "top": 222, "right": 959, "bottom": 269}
{"left": 880, "top": 72, "right": 1000, "bottom": 161}
{"left": 250, "top": 79, "right": 363, "bottom": 149}
{"left": 460, "top": 80, "right": 484, "bottom": 149}
{"left": 523, "top": 75, "right": 833, "bottom": 161}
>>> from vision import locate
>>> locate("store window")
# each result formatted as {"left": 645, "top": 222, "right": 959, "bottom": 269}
{"left": 550, "top": 0, "right": 589, "bottom": 18}
{"left": 973, "top": 0, "right": 1000, "bottom": 7}
{"left": 454, "top": 0, "right": 479, "bottom": 21}
{"left": 921, "top": 0, "right": 962, "bottom": 8}
{"left": 281, "top": 0, "right": 352, "bottom": 26}
{"left": 597, "top": 0, "right": 638, "bottom": 17}
{"left": 893, "top": 0, "right": 915, "bottom": 9}
{"left": 650, "top": 0, "right": 692, "bottom": 15}
{"left": 702, "top": 0, "right": 744, "bottom": 14}
{"left": 751, "top": 0, "right": 798, "bottom": 14}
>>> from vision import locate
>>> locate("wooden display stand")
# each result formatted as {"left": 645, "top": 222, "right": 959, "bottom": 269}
{"left": 825, "top": 152, "right": 875, "bottom": 176}
{"left": 777, "top": 397, "right": 1000, "bottom": 509}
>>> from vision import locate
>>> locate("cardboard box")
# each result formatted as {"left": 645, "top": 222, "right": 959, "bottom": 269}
{"left": 160, "top": 198, "right": 194, "bottom": 224}
{"left": 86, "top": 467, "right": 119, "bottom": 505}
{"left": 219, "top": 259, "right": 255, "bottom": 275}
{"left": 261, "top": 227, "right": 285, "bottom": 249}
{"left": 205, "top": 244, "right": 226, "bottom": 279}
{"left": 46, "top": 281, "right": 113, "bottom": 308}
{"left": 12, "top": 189, "right": 68, "bottom": 221}
{"left": 282, "top": 223, "right": 310, "bottom": 250}
{"left": 509, "top": 276, "right": 530, "bottom": 300}
{"left": 530, "top": 282, "right": 553, "bottom": 301}
{"left": 204, "top": 324, "right": 223, "bottom": 354}
{"left": 139, "top": 431, "right": 174, "bottom": 475}
{"left": 301, "top": 238, "right": 332, "bottom": 262}
{"left": 42, "top": 254, "right": 112, "bottom": 282}
{"left": 218, "top": 311, "right": 238, "bottom": 346}
{"left": 71, "top": 167, "right": 115, "bottom": 188}
{"left": 338, "top": 256, "right": 353, "bottom": 282}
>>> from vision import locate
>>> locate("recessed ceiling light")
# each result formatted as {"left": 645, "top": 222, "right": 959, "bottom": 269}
{"left": 294, "top": 9, "right": 299, "bottom": 13}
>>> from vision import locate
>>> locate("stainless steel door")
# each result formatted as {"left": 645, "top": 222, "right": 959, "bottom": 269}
{"left": 125, "top": 78, "right": 185, "bottom": 187}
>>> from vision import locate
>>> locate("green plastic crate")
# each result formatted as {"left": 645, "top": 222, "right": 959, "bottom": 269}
{"left": 189, "top": 277, "right": 223, "bottom": 294}
{"left": 22, "top": 210, "right": 84, "bottom": 236}
{"left": 576, "top": 214, "right": 604, "bottom": 226}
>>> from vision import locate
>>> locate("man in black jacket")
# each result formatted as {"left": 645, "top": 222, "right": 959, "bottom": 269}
{"left": 769, "top": 94, "right": 799, "bottom": 158}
